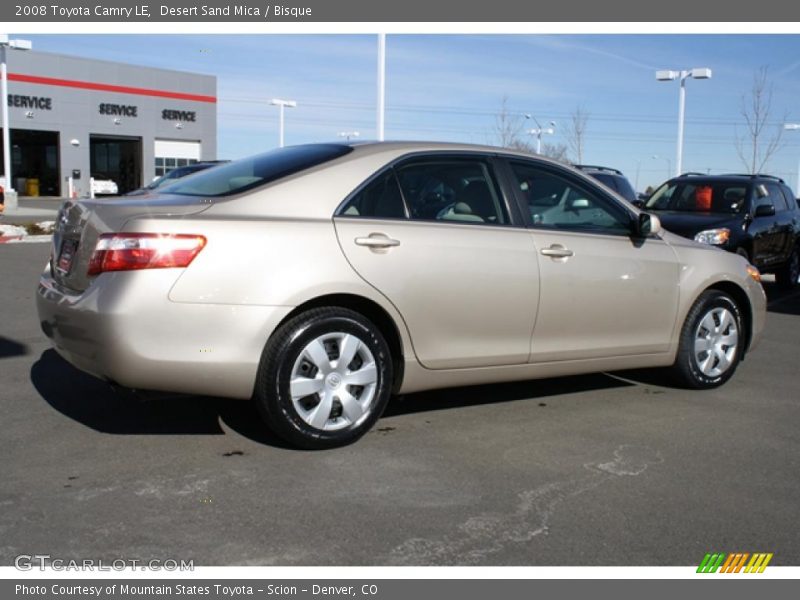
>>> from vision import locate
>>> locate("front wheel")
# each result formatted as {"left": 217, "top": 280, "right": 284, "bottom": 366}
{"left": 669, "top": 290, "right": 744, "bottom": 389}
{"left": 776, "top": 245, "right": 800, "bottom": 289}
{"left": 254, "top": 307, "right": 393, "bottom": 449}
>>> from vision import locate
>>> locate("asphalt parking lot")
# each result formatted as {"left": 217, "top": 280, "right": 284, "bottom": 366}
{"left": 1, "top": 241, "right": 799, "bottom": 566}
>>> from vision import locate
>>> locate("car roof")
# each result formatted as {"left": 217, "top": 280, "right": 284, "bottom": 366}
{"left": 342, "top": 140, "right": 567, "bottom": 165}
{"left": 668, "top": 172, "right": 785, "bottom": 184}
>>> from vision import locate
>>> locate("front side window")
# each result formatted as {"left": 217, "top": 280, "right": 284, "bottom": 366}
{"left": 395, "top": 159, "right": 509, "bottom": 225}
{"left": 509, "top": 162, "right": 631, "bottom": 235}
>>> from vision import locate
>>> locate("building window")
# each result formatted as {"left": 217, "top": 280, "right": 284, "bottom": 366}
{"left": 155, "top": 156, "right": 198, "bottom": 178}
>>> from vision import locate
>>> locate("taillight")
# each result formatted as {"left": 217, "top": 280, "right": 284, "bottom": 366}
{"left": 87, "top": 233, "right": 206, "bottom": 276}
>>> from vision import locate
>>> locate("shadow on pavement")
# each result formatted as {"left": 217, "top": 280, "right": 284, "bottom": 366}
{"left": 30, "top": 349, "right": 293, "bottom": 448}
{"left": 385, "top": 372, "right": 634, "bottom": 417}
{"left": 764, "top": 280, "right": 800, "bottom": 316}
{"left": 0, "top": 336, "right": 28, "bottom": 359}
{"left": 32, "top": 349, "right": 640, "bottom": 447}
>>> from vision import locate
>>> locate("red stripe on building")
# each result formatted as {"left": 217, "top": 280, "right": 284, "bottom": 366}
{"left": 8, "top": 73, "right": 217, "bottom": 104}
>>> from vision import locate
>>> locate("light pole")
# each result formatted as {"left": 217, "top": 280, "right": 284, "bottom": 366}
{"left": 270, "top": 98, "right": 296, "bottom": 148}
{"left": 784, "top": 123, "right": 800, "bottom": 194}
{"left": 377, "top": 34, "right": 386, "bottom": 142}
{"left": 656, "top": 67, "right": 712, "bottom": 176}
{"left": 1, "top": 35, "right": 32, "bottom": 204}
{"left": 338, "top": 131, "right": 360, "bottom": 141}
{"left": 652, "top": 154, "right": 672, "bottom": 181}
{"left": 525, "top": 115, "right": 556, "bottom": 154}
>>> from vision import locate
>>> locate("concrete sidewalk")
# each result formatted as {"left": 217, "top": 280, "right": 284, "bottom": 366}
{"left": 1, "top": 197, "right": 63, "bottom": 224}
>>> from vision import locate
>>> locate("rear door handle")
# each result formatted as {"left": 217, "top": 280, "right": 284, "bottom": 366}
{"left": 540, "top": 244, "right": 574, "bottom": 258}
{"left": 355, "top": 235, "right": 400, "bottom": 249}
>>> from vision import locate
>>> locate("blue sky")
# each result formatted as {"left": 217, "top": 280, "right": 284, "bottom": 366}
{"left": 25, "top": 34, "right": 800, "bottom": 190}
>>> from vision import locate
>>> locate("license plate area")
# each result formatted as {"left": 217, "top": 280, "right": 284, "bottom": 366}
{"left": 55, "top": 239, "right": 79, "bottom": 276}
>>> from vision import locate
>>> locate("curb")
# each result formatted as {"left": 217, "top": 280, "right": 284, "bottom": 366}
{"left": 0, "top": 235, "right": 52, "bottom": 244}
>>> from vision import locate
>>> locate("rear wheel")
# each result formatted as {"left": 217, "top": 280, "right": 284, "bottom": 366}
{"left": 254, "top": 307, "right": 392, "bottom": 449}
{"left": 776, "top": 245, "right": 800, "bottom": 289}
{"left": 669, "top": 290, "right": 744, "bottom": 389}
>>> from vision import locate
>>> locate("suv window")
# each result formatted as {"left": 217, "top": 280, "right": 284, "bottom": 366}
{"left": 590, "top": 172, "right": 637, "bottom": 203}
{"left": 339, "top": 170, "right": 406, "bottom": 219}
{"left": 646, "top": 181, "right": 748, "bottom": 214}
{"left": 753, "top": 183, "right": 784, "bottom": 213}
{"left": 509, "top": 162, "right": 631, "bottom": 235}
{"left": 781, "top": 186, "right": 798, "bottom": 211}
{"left": 395, "top": 159, "right": 509, "bottom": 225}
{"left": 161, "top": 144, "right": 352, "bottom": 197}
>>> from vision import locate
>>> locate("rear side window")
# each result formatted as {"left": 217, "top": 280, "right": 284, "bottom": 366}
{"left": 161, "top": 144, "right": 352, "bottom": 197}
{"left": 339, "top": 170, "right": 407, "bottom": 219}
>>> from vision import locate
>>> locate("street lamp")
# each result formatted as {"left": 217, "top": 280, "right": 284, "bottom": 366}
{"left": 270, "top": 98, "right": 296, "bottom": 148}
{"left": 525, "top": 114, "right": 556, "bottom": 154}
{"left": 338, "top": 131, "right": 360, "bottom": 141}
{"left": 784, "top": 123, "right": 800, "bottom": 194}
{"left": 652, "top": 154, "right": 672, "bottom": 181}
{"left": 1, "top": 35, "right": 32, "bottom": 205}
{"left": 377, "top": 34, "right": 386, "bottom": 142}
{"left": 656, "top": 67, "right": 712, "bottom": 176}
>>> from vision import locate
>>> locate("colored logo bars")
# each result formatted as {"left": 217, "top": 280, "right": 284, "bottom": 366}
{"left": 697, "top": 552, "right": 773, "bottom": 573}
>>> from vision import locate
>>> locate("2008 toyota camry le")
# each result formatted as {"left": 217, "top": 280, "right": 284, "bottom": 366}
{"left": 37, "top": 142, "right": 767, "bottom": 449}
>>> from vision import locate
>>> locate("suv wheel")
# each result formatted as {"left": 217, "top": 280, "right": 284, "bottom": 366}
{"left": 254, "top": 307, "right": 392, "bottom": 449}
{"left": 669, "top": 290, "right": 744, "bottom": 389}
{"left": 776, "top": 245, "right": 800, "bottom": 289}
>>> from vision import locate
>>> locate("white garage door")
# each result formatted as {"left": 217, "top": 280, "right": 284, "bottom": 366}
{"left": 154, "top": 140, "right": 201, "bottom": 177}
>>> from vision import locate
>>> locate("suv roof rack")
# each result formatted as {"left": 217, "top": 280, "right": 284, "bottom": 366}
{"left": 721, "top": 173, "right": 785, "bottom": 183}
{"left": 574, "top": 164, "right": 623, "bottom": 175}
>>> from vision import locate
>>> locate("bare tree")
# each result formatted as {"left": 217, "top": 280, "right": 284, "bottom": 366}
{"left": 565, "top": 106, "right": 590, "bottom": 164}
{"left": 540, "top": 142, "right": 569, "bottom": 162}
{"left": 736, "top": 67, "right": 786, "bottom": 174}
{"left": 493, "top": 96, "right": 534, "bottom": 152}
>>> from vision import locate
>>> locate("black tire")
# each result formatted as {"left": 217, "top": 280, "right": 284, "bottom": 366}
{"left": 254, "top": 307, "right": 392, "bottom": 449}
{"left": 669, "top": 290, "right": 745, "bottom": 389}
{"left": 776, "top": 245, "right": 800, "bottom": 290}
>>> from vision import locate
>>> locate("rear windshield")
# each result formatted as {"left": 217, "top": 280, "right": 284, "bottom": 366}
{"left": 646, "top": 181, "right": 749, "bottom": 214}
{"left": 160, "top": 144, "right": 353, "bottom": 197}
{"left": 590, "top": 173, "right": 637, "bottom": 203}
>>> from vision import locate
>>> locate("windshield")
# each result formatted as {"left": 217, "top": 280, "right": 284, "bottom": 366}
{"left": 160, "top": 144, "right": 353, "bottom": 197}
{"left": 646, "top": 181, "right": 749, "bottom": 214}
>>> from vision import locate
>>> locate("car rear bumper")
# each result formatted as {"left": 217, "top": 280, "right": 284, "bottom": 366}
{"left": 36, "top": 268, "right": 293, "bottom": 399}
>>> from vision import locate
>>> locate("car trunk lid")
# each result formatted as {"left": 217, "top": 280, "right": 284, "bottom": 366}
{"left": 51, "top": 194, "right": 212, "bottom": 293}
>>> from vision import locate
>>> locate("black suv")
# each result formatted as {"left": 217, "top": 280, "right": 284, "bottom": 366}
{"left": 574, "top": 164, "right": 638, "bottom": 204}
{"left": 645, "top": 173, "right": 800, "bottom": 288}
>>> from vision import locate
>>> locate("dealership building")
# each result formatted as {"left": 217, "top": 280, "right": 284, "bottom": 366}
{"left": 1, "top": 49, "right": 217, "bottom": 197}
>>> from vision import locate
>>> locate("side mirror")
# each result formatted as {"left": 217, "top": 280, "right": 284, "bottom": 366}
{"left": 754, "top": 204, "right": 776, "bottom": 217}
{"left": 632, "top": 199, "right": 645, "bottom": 208}
{"left": 636, "top": 212, "right": 662, "bottom": 237}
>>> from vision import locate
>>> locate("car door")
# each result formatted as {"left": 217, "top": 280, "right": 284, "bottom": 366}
{"left": 334, "top": 154, "right": 540, "bottom": 370}
{"left": 749, "top": 184, "right": 783, "bottom": 267}
{"left": 503, "top": 159, "right": 680, "bottom": 362}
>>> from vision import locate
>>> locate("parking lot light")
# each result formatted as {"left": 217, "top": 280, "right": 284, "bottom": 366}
{"left": 656, "top": 67, "right": 712, "bottom": 176}
{"left": 270, "top": 98, "right": 297, "bottom": 148}
{"left": 526, "top": 115, "right": 556, "bottom": 154}
{"left": 784, "top": 123, "right": 800, "bottom": 194}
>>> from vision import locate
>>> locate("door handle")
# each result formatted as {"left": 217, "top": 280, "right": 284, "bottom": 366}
{"left": 355, "top": 235, "right": 400, "bottom": 249}
{"left": 540, "top": 244, "right": 574, "bottom": 258}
